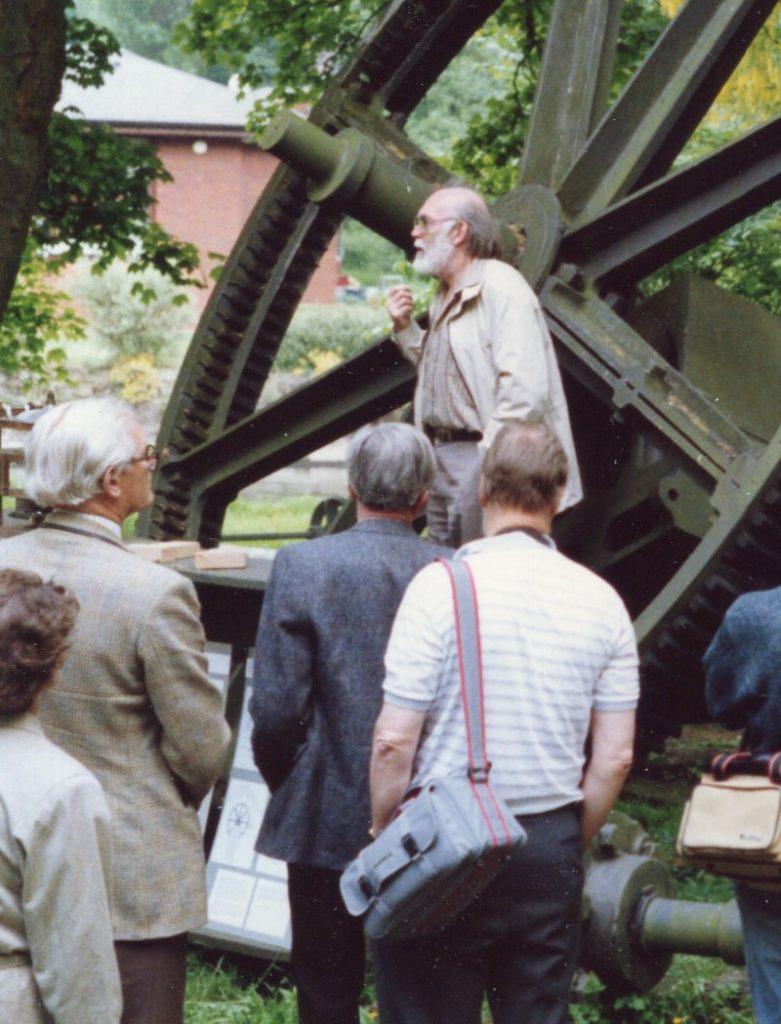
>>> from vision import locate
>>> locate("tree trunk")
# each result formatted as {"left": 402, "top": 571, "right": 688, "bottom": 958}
{"left": 0, "top": 0, "right": 67, "bottom": 318}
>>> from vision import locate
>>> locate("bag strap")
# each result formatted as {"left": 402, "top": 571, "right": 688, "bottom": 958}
{"left": 711, "top": 750, "right": 781, "bottom": 784}
{"left": 438, "top": 558, "right": 490, "bottom": 782}
{"left": 39, "top": 520, "right": 126, "bottom": 551}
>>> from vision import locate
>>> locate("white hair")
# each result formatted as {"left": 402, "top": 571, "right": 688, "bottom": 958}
{"left": 24, "top": 398, "right": 141, "bottom": 507}
{"left": 348, "top": 422, "right": 435, "bottom": 511}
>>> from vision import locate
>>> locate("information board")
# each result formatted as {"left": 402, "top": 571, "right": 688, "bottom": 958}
{"left": 194, "top": 645, "right": 292, "bottom": 959}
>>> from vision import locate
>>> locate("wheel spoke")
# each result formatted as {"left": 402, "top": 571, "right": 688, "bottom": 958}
{"left": 557, "top": 0, "right": 777, "bottom": 225}
{"left": 560, "top": 115, "right": 781, "bottom": 287}
{"left": 519, "top": 0, "right": 621, "bottom": 190}
{"left": 542, "top": 277, "right": 754, "bottom": 481}
{"left": 158, "top": 339, "right": 415, "bottom": 534}
{"left": 364, "top": 0, "right": 504, "bottom": 116}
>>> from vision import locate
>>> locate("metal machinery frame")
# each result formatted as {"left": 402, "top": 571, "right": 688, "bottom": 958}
{"left": 136, "top": 0, "right": 781, "bottom": 985}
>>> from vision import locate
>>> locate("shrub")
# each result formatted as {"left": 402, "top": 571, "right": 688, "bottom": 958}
{"left": 73, "top": 261, "right": 192, "bottom": 364}
{"left": 109, "top": 353, "right": 160, "bottom": 404}
{"left": 276, "top": 304, "right": 387, "bottom": 373}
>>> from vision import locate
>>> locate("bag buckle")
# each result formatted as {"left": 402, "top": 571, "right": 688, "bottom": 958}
{"left": 359, "top": 877, "right": 375, "bottom": 900}
{"left": 402, "top": 833, "right": 420, "bottom": 858}
{"left": 469, "top": 762, "right": 491, "bottom": 784}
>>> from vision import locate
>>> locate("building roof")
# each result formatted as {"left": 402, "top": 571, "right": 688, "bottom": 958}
{"left": 58, "top": 49, "right": 260, "bottom": 133}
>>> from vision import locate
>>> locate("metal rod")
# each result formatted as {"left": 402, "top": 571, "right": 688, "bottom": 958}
{"left": 640, "top": 896, "right": 744, "bottom": 965}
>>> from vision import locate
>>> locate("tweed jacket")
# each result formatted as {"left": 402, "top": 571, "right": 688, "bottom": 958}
{"left": 250, "top": 518, "right": 448, "bottom": 871}
{"left": 0, "top": 511, "right": 231, "bottom": 940}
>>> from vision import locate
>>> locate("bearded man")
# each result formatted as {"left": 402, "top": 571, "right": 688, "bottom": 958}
{"left": 387, "top": 186, "right": 581, "bottom": 546}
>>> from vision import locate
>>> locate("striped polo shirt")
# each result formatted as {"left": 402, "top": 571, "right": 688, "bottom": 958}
{"left": 382, "top": 531, "right": 639, "bottom": 814}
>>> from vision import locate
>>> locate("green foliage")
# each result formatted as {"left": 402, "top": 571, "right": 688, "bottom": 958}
{"left": 0, "top": 2, "right": 203, "bottom": 384}
{"left": 72, "top": 0, "right": 230, "bottom": 81}
{"left": 448, "top": 0, "right": 667, "bottom": 197}
{"left": 0, "top": 245, "right": 84, "bottom": 390}
{"left": 275, "top": 303, "right": 387, "bottom": 373}
{"left": 73, "top": 262, "right": 191, "bottom": 363}
{"left": 36, "top": 115, "right": 199, "bottom": 285}
{"left": 340, "top": 219, "right": 403, "bottom": 287}
{"left": 184, "top": 951, "right": 379, "bottom": 1022}
{"left": 65, "top": 6, "right": 119, "bottom": 87}
{"left": 185, "top": 954, "right": 294, "bottom": 1023}
{"left": 406, "top": 31, "right": 516, "bottom": 164}
{"left": 642, "top": 202, "right": 781, "bottom": 319}
{"left": 55, "top": 8, "right": 201, "bottom": 284}
{"left": 572, "top": 959, "right": 752, "bottom": 1023}
{"left": 617, "top": 728, "right": 739, "bottom": 903}
{"left": 109, "top": 353, "right": 160, "bottom": 404}
{"left": 179, "top": 0, "right": 387, "bottom": 124}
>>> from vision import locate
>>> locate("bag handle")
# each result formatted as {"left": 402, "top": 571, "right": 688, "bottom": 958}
{"left": 711, "top": 750, "right": 781, "bottom": 784}
{"left": 438, "top": 558, "right": 490, "bottom": 782}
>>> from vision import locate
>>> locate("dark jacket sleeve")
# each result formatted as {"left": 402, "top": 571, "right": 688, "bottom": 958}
{"left": 704, "top": 594, "right": 781, "bottom": 751}
{"left": 704, "top": 609, "right": 754, "bottom": 730}
{"left": 249, "top": 549, "right": 314, "bottom": 791}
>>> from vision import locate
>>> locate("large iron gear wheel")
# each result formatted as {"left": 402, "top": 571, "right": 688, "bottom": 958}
{"left": 142, "top": 0, "right": 781, "bottom": 752}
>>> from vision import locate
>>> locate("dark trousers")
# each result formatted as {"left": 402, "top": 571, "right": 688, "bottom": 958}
{"left": 372, "top": 805, "right": 584, "bottom": 1024}
{"left": 288, "top": 862, "right": 366, "bottom": 1024}
{"left": 114, "top": 932, "right": 188, "bottom": 1024}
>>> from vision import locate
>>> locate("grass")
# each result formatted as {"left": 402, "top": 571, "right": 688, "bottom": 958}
{"left": 185, "top": 951, "right": 379, "bottom": 1024}
{"left": 123, "top": 495, "right": 328, "bottom": 548}
{"left": 221, "top": 495, "right": 327, "bottom": 549}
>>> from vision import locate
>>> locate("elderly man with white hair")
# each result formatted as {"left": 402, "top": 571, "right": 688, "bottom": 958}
{"left": 387, "top": 185, "right": 582, "bottom": 547}
{"left": 0, "top": 397, "right": 231, "bottom": 1024}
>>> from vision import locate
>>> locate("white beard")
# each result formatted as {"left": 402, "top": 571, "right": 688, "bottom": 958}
{"left": 412, "top": 231, "right": 456, "bottom": 278}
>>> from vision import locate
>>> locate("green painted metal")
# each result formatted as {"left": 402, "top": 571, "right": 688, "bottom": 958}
{"left": 519, "top": 0, "right": 622, "bottom": 191}
{"left": 136, "top": 0, "right": 781, "bottom": 983}
{"left": 583, "top": 852, "right": 676, "bottom": 991}
{"left": 563, "top": 115, "right": 781, "bottom": 286}
{"left": 557, "top": 0, "right": 779, "bottom": 222}
{"left": 145, "top": 0, "right": 781, "bottom": 766}
{"left": 260, "top": 114, "right": 429, "bottom": 250}
{"left": 640, "top": 896, "right": 744, "bottom": 966}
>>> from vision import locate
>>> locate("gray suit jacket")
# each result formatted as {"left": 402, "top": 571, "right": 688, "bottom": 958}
{"left": 250, "top": 518, "right": 448, "bottom": 871}
{"left": 0, "top": 511, "right": 231, "bottom": 940}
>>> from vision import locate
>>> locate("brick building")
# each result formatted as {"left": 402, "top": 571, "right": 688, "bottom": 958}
{"left": 58, "top": 51, "right": 338, "bottom": 309}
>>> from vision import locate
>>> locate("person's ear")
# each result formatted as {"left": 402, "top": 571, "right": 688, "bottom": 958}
{"left": 100, "top": 465, "right": 122, "bottom": 499}
{"left": 550, "top": 487, "right": 564, "bottom": 519}
{"left": 347, "top": 483, "right": 358, "bottom": 501}
{"left": 451, "top": 219, "right": 469, "bottom": 248}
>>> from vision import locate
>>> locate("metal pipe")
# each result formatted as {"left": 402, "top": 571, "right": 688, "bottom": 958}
{"left": 640, "top": 896, "right": 744, "bottom": 965}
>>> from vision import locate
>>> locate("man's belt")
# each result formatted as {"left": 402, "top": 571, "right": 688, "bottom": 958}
{"left": 424, "top": 426, "right": 482, "bottom": 444}
{"left": 0, "top": 952, "right": 31, "bottom": 970}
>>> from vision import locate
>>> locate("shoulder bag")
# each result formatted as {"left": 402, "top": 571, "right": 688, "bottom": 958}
{"left": 676, "top": 751, "right": 781, "bottom": 887}
{"left": 340, "top": 557, "right": 526, "bottom": 941}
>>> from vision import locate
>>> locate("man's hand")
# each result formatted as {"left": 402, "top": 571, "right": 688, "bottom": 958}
{"left": 386, "top": 284, "right": 414, "bottom": 333}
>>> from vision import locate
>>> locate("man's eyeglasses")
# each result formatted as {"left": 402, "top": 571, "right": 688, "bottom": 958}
{"left": 129, "top": 445, "right": 166, "bottom": 470}
{"left": 413, "top": 215, "right": 460, "bottom": 232}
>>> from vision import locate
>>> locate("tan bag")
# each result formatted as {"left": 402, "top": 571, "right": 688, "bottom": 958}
{"left": 677, "top": 752, "right": 781, "bottom": 887}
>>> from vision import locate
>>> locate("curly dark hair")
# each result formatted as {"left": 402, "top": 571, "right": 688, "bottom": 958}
{"left": 0, "top": 568, "right": 79, "bottom": 714}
